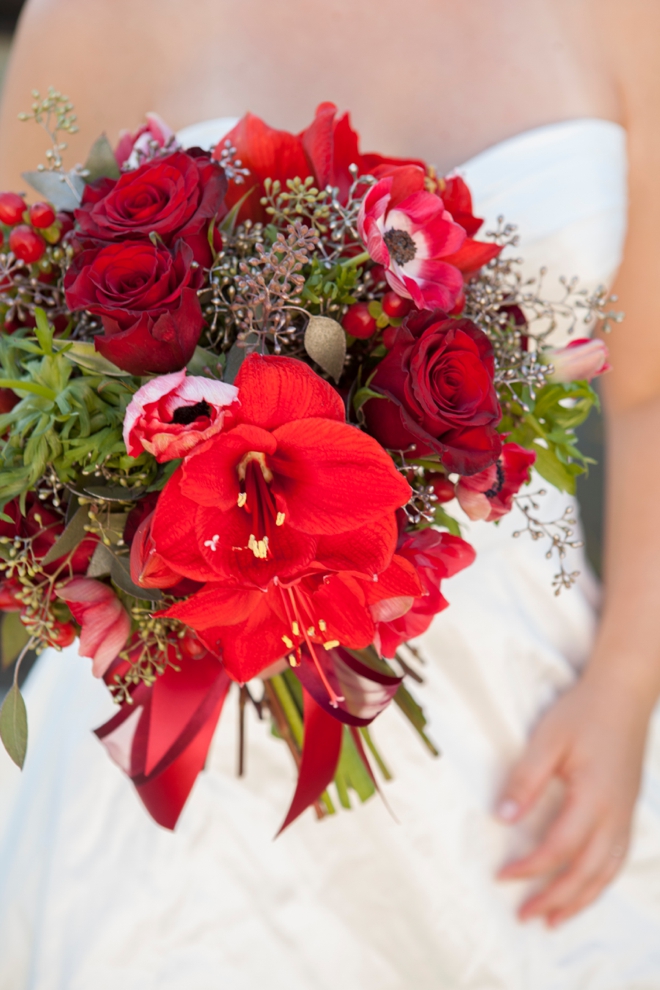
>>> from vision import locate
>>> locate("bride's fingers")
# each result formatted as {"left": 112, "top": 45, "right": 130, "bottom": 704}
{"left": 517, "top": 829, "right": 625, "bottom": 922}
{"left": 498, "top": 791, "right": 596, "bottom": 881}
{"left": 495, "top": 727, "right": 562, "bottom": 823}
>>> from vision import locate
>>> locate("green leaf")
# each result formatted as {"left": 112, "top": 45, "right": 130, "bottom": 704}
{"left": 393, "top": 684, "right": 439, "bottom": 756}
{"left": 220, "top": 186, "right": 257, "bottom": 234}
{"left": 433, "top": 504, "right": 462, "bottom": 536}
{"left": 532, "top": 443, "right": 579, "bottom": 494}
{"left": 304, "top": 316, "right": 346, "bottom": 383}
{"left": 34, "top": 308, "right": 53, "bottom": 355}
{"left": 353, "top": 385, "right": 383, "bottom": 413}
{"left": 41, "top": 503, "right": 90, "bottom": 566}
{"left": 87, "top": 543, "right": 162, "bottom": 602}
{"left": 21, "top": 169, "right": 85, "bottom": 211}
{"left": 0, "top": 379, "right": 56, "bottom": 401}
{"left": 0, "top": 682, "right": 28, "bottom": 768}
{"left": 1, "top": 613, "right": 30, "bottom": 669}
{"left": 83, "top": 133, "right": 120, "bottom": 183}
{"left": 57, "top": 341, "right": 130, "bottom": 377}
{"left": 186, "top": 346, "right": 225, "bottom": 379}
{"left": 224, "top": 334, "right": 259, "bottom": 386}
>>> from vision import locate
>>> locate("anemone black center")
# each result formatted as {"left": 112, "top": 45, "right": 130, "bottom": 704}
{"left": 383, "top": 227, "right": 417, "bottom": 266}
{"left": 172, "top": 400, "right": 211, "bottom": 425}
{"left": 484, "top": 461, "right": 505, "bottom": 499}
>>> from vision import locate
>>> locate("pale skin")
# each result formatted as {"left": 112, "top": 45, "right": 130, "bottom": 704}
{"left": 1, "top": 0, "right": 659, "bottom": 928}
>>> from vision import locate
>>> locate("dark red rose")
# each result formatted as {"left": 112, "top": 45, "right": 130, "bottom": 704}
{"left": 64, "top": 239, "right": 204, "bottom": 375}
{"left": 75, "top": 151, "right": 227, "bottom": 264}
{"left": 363, "top": 311, "right": 502, "bottom": 475}
{"left": 371, "top": 529, "right": 475, "bottom": 658}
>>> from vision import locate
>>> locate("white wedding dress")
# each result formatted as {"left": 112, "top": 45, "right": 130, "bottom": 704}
{"left": 3, "top": 117, "right": 659, "bottom": 990}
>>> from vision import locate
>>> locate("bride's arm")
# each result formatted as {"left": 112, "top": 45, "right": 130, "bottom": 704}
{"left": 497, "top": 0, "right": 660, "bottom": 926}
{"left": 0, "top": 0, "right": 221, "bottom": 191}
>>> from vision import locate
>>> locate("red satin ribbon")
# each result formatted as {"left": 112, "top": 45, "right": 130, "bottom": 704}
{"left": 95, "top": 648, "right": 232, "bottom": 830}
{"left": 277, "top": 687, "right": 344, "bottom": 834}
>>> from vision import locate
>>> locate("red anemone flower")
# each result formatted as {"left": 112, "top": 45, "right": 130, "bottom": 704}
{"left": 150, "top": 354, "right": 412, "bottom": 590}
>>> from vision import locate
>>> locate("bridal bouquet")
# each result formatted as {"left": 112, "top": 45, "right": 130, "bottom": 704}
{"left": 0, "top": 91, "right": 614, "bottom": 830}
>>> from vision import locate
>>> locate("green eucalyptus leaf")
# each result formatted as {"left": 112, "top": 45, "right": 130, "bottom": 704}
{"left": 83, "top": 133, "right": 120, "bottom": 183}
{"left": 0, "top": 682, "right": 28, "bottom": 768}
{"left": 304, "top": 316, "right": 346, "bottom": 383}
{"left": 186, "top": 346, "right": 225, "bottom": 379}
{"left": 21, "top": 169, "right": 85, "bottom": 211}
{"left": 224, "top": 333, "right": 259, "bottom": 385}
{"left": 41, "top": 503, "right": 90, "bottom": 566}
{"left": 1, "top": 613, "right": 30, "bottom": 670}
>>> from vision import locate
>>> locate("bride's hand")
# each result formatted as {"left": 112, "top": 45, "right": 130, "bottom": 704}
{"left": 494, "top": 669, "right": 651, "bottom": 927}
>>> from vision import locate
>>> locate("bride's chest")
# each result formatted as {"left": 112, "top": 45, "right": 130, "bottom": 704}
{"left": 159, "top": 0, "right": 620, "bottom": 171}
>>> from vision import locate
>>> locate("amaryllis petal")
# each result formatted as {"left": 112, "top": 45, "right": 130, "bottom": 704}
{"left": 55, "top": 577, "right": 131, "bottom": 677}
{"left": 315, "top": 513, "right": 397, "bottom": 576}
{"left": 271, "top": 417, "right": 411, "bottom": 534}
{"left": 180, "top": 423, "right": 277, "bottom": 509}
{"left": 162, "top": 582, "right": 265, "bottom": 631}
{"left": 150, "top": 470, "right": 219, "bottom": 582}
{"left": 443, "top": 238, "right": 502, "bottom": 277}
{"left": 234, "top": 354, "right": 345, "bottom": 430}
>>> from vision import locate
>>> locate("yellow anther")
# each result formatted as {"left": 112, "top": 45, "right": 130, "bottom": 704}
{"left": 282, "top": 634, "right": 294, "bottom": 649}
{"left": 318, "top": 619, "right": 327, "bottom": 632}
{"left": 307, "top": 626, "right": 315, "bottom": 636}
{"left": 237, "top": 492, "right": 247, "bottom": 508}
{"left": 323, "top": 640, "right": 340, "bottom": 651}
{"left": 276, "top": 512, "right": 285, "bottom": 526}
{"left": 288, "top": 653, "right": 300, "bottom": 667}
{"left": 247, "top": 534, "right": 269, "bottom": 559}
{"left": 292, "top": 621, "right": 300, "bottom": 636}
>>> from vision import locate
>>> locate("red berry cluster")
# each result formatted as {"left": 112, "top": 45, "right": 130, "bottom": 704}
{"left": 0, "top": 191, "right": 70, "bottom": 265}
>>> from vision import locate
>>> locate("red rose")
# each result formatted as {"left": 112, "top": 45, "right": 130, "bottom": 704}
{"left": 371, "top": 529, "right": 475, "bottom": 658}
{"left": 364, "top": 311, "right": 502, "bottom": 475}
{"left": 456, "top": 442, "right": 536, "bottom": 521}
{"left": 75, "top": 151, "right": 227, "bottom": 264}
{"left": 64, "top": 239, "right": 204, "bottom": 375}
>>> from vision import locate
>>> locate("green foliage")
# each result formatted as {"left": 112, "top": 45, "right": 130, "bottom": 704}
{"left": 0, "top": 312, "right": 152, "bottom": 507}
{"left": 500, "top": 379, "right": 598, "bottom": 495}
{"left": 301, "top": 256, "right": 361, "bottom": 312}
{"left": 0, "top": 682, "right": 28, "bottom": 768}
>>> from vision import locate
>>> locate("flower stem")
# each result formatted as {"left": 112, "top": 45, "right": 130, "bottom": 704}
{"left": 342, "top": 250, "right": 370, "bottom": 270}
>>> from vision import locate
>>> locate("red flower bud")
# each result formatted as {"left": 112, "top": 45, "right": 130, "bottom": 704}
{"left": 428, "top": 474, "right": 456, "bottom": 503}
{"left": 0, "top": 192, "right": 26, "bottom": 226}
{"left": 29, "top": 202, "right": 56, "bottom": 229}
{"left": 9, "top": 225, "right": 46, "bottom": 264}
{"left": 47, "top": 619, "right": 76, "bottom": 649}
{"left": 342, "top": 302, "right": 377, "bottom": 339}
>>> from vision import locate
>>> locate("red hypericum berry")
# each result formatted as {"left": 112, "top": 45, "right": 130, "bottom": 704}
{"left": 48, "top": 619, "right": 76, "bottom": 649}
{"left": 0, "top": 192, "right": 26, "bottom": 226}
{"left": 29, "top": 202, "right": 56, "bottom": 229}
{"left": 9, "top": 225, "right": 46, "bottom": 264}
{"left": 179, "top": 631, "right": 207, "bottom": 660}
{"left": 428, "top": 474, "right": 456, "bottom": 503}
{"left": 382, "top": 291, "right": 413, "bottom": 319}
{"left": 0, "top": 387, "right": 19, "bottom": 414}
{"left": 342, "top": 302, "right": 378, "bottom": 339}
{"left": 55, "top": 211, "right": 75, "bottom": 238}
{"left": 368, "top": 264, "right": 387, "bottom": 286}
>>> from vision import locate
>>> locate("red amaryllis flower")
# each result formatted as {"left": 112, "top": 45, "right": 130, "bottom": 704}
{"left": 456, "top": 442, "right": 536, "bottom": 522}
{"left": 358, "top": 166, "right": 466, "bottom": 311}
{"left": 161, "top": 553, "right": 422, "bottom": 686}
{"left": 363, "top": 311, "right": 502, "bottom": 475}
{"left": 218, "top": 102, "right": 425, "bottom": 224}
{"left": 372, "top": 529, "right": 475, "bottom": 658}
{"left": 150, "top": 354, "right": 412, "bottom": 589}
{"left": 55, "top": 577, "right": 131, "bottom": 677}
{"left": 123, "top": 370, "right": 238, "bottom": 462}
{"left": 64, "top": 239, "right": 204, "bottom": 375}
{"left": 75, "top": 151, "right": 227, "bottom": 253}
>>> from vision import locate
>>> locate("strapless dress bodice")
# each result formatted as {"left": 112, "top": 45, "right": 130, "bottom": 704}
{"left": 179, "top": 116, "right": 628, "bottom": 345}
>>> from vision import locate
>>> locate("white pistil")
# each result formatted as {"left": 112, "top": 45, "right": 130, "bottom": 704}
{"left": 204, "top": 534, "right": 220, "bottom": 552}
